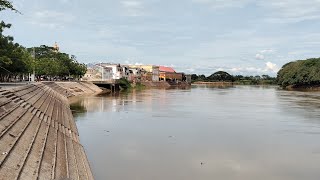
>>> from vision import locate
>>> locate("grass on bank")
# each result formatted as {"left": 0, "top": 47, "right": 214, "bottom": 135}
{"left": 118, "top": 78, "right": 146, "bottom": 91}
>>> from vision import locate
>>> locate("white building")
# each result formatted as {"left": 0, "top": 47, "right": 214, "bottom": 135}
{"left": 98, "top": 66, "right": 113, "bottom": 81}
{"left": 100, "top": 63, "right": 124, "bottom": 80}
{"left": 83, "top": 68, "right": 101, "bottom": 81}
{"left": 83, "top": 66, "right": 113, "bottom": 81}
{"left": 128, "top": 65, "right": 159, "bottom": 82}
{"left": 122, "top": 65, "right": 130, "bottom": 80}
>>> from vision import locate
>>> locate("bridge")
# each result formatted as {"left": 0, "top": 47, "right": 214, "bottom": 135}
{"left": 88, "top": 80, "right": 121, "bottom": 92}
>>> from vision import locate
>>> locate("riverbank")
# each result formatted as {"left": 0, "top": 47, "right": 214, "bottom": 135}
{"left": 285, "top": 84, "right": 320, "bottom": 91}
{"left": 192, "top": 81, "right": 278, "bottom": 87}
{"left": 142, "top": 81, "right": 191, "bottom": 88}
{"left": 192, "top": 81, "right": 234, "bottom": 85}
{"left": 0, "top": 81, "right": 101, "bottom": 180}
{"left": 192, "top": 82, "right": 234, "bottom": 88}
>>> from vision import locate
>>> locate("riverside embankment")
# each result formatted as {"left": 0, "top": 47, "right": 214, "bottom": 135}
{"left": 0, "top": 81, "right": 102, "bottom": 180}
{"left": 141, "top": 81, "right": 191, "bottom": 88}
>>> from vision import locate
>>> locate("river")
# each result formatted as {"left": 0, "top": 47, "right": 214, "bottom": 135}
{"left": 71, "top": 85, "right": 320, "bottom": 180}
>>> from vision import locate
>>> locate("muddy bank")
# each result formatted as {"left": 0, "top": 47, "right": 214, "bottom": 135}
{"left": 285, "top": 84, "right": 320, "bottom": 91}
{"left": 142, "top": 81, "right": 191, "bottom": 88}
{"left": 192, "top": 81, "right": 234, "bottom": 85}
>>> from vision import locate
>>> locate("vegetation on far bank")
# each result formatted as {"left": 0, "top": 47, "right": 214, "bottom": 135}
{"left": 191, "top": 71, "right": 277, "bottom": 85}
{"left": 0, "top": 1, "right": 86, "bottom": 82}
{"left": 277, "top": 57, "right": 320, "bottom": 88}
{"left": 118, "top": 78, "right": 132, "bottom": 89}
{"left": 118, "top": 78, "right": 146, "bottom": 90}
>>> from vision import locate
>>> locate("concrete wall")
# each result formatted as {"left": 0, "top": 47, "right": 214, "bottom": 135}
{"left": 0, "top": 82, "right": 101, "bottom": 180}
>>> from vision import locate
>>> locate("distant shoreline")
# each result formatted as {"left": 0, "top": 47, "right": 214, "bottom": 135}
{"left": 192, "top": 81, "right": 234, "bottom": 85}
{"left": 285, "top": 85, "right": 320, "bottom": 91}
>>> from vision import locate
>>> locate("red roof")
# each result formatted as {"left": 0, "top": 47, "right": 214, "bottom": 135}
{"left": 159, "top": 66, "right": 176, "bottom": 73}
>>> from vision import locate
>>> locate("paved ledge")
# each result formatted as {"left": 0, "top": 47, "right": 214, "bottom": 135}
{"left": 0, "top": 82, "right": 101, "bottom": 180}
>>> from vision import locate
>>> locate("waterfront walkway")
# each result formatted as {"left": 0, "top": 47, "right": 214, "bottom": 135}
{"left": 0, "top": 82, "right": 100, "bottom": 179}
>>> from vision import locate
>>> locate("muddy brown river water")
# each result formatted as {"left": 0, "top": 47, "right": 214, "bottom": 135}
{"left": 71, "top": 85, "right": 320, "bottom": 180}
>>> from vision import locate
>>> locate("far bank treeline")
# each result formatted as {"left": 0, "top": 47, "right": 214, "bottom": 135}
{"left": 277, "top": 57, "right": 320, "bottom": 88}
{"left": 192, "top": 57, "right": 320, "bottom": 88}
{"left": 0, "top": 1, "right": 86, "bottom": 81}
{"left": 191, "top": 71, "right": 277, "bottom": 85}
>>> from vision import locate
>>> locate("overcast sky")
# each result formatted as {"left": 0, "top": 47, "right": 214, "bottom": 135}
{"left": 2, "top": 0, "right": 320, "bottom": 75}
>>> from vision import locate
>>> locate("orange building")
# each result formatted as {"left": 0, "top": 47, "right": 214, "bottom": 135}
{"left": 159, "top": 66, "right": 183, "bottom": 81}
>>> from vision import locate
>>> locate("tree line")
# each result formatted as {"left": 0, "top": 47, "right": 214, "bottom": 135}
{"left": 27, "top": 46, "right": 87, "bottom": 81}
{"left": 191, "top": 71, "right": 277, "bottom": 85}
{"left": 277, "top": 57, "right": 320, "bottom": 88}
{"left": 0, "top": 1, "right": 86, "bottom": 82}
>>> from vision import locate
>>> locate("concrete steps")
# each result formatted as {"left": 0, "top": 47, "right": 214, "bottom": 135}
{"left": 45, "top": 82, "right": 102, "bottom": 97}
{"left": 42, "top": 82, "right": 74, "bottom": 98}
{"left": 0, "top": 83, "right": 95, "bottom": 180}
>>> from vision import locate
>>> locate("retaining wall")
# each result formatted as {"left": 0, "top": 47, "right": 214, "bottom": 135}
{"left": 0, "top": 82, "right": 101, "bottom": 180}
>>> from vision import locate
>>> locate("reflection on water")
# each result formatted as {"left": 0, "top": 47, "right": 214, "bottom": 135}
{"left": 71, "top": 86, "right": 320, "bottom": 180}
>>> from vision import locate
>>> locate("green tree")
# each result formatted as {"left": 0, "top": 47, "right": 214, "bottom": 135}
{"left": 191, "top": 74, "right": 198, "bottom": 81}
{"left": 0, "top": 0, "right": 18, "bottom": 12}
{"left": 28, "top": 45, "right": 87, "bottom": 79}
{"left": 277, "top": 58, "right": 320, "bottom": 88}
{"left": 0, "top": 0, "right": 33, "bottom": 81}
{"left": 207, "top": 71, "right": 234, "bottom": 82}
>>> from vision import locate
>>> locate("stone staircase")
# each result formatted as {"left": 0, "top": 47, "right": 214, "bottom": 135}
{"left": 0, "top": 83, "right": 96, "bottom": 180}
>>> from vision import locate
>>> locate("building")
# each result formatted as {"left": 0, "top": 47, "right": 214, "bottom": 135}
{"left": 83, "top": 65, "right": 113, "bottom": 81}
{"left": 159, "top": 66, "right": 183, "bottom": 81}
{"left": 82, "top": 67, "right": 101, "bottom": 81}
{"left": 99, "top": 66, "right": 113, "bottom": 81}
{"left": 100, "top": 63, "right": 124, "bottom": 80}
{"left": 124, "top": 67, "right": 146, "bottom": 82}
{"left": 122, "top": 65, "right": 130, "bottom": 80}
{"left": 128, "top": 65, "right": 160, "bottom": 82}
{"left": 185, "top": 74, "right": 192, "bottom": 83}
{"left": 53, "top": 42, "right": 59, "bottom": 53}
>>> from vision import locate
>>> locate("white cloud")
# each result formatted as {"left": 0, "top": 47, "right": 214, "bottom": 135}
{"left": 59, "top": 0, "right": 71, "bottom": 4}
{"left": 261, "top": 0, "right": 320, "bottom": 19}
{"left": 255, "top": 53, "right": 265, "bottom": 60}
{"left": 255, "top": 49, "right": 275, "bottom": 60}
{"left": 124, "top": 60, "right": 144, "bottom": 65}
{"left": 121, "top": 1, "right": 142, "bottom": 8}
{"left": 260, "top": 49, "right": 274, "bottom": 54}
{"left": 192, "top": 0, "right": 251, "bottom": 9}
{"left": 120, "top": 0, "right": 145, "bottom": 17}
{"left": 203, "top": 62, "right": 279, "bottom": 75}
{"left": 230, "top": 67, "right": 242, "bottom": 72}
{"left": 260, "top": 0, "right": 320, "bottom": 23}
{"left": 12, "top": 0, "right": 25, "bottom": 10}
{"left": 193, "top": 0, "right": 320, "bottom": 23}
{"left": 186, "top": 68, "right": 195, "bottom": 72}
{"left": 28, "top": 10, "right": 75, "bottom": 29}
{"left": 97, "top": 28, "right": 119, "bottom": 39}
{"left": 265, "top": 61, "right": 279, "bottom": 72}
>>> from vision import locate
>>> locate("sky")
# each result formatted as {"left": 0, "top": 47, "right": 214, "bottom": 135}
{"left": 2, "top": 0, "right": 320, "bottom": 76}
